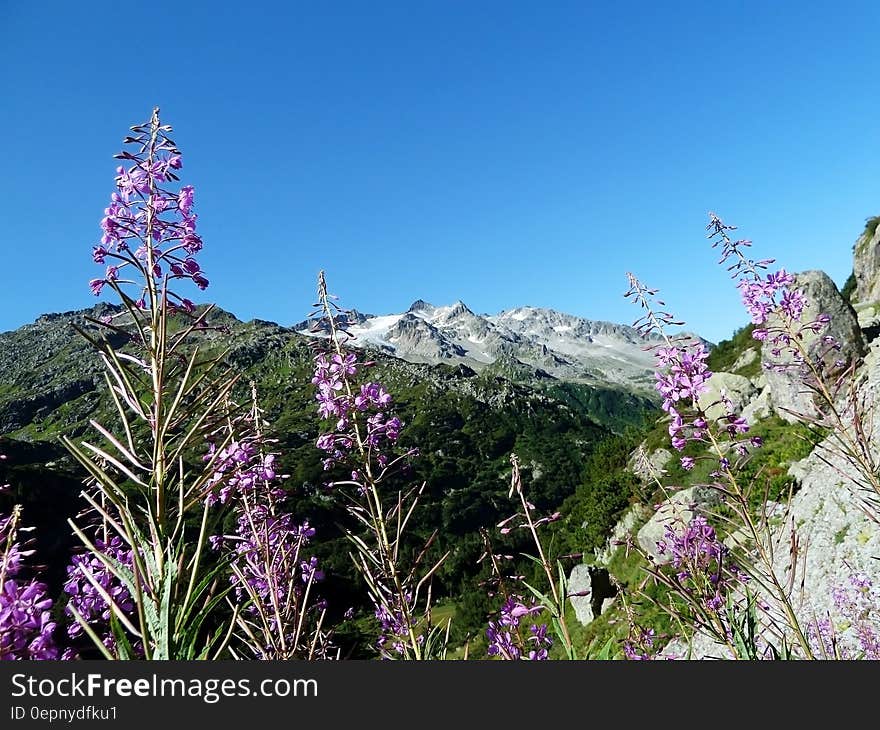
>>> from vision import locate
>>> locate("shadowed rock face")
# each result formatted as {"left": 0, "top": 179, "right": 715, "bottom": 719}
{"left": 568, "top": 564, "right": 618, "bottom": 626}
{"left": 761, "top": 270, "right": 865, "bottom": 423}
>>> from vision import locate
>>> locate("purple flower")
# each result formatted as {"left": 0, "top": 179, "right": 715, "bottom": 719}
{"left": 312, "top": 351, "right": 407, "bottom": 472}
{"left": 330, "top": 353, "right": 358, "bottom": 376}
{"left": 178, "top": 186, "right": 194, "bottom": 215}
{"left": 812, "top": 573, "right": 880, "bottom": 660}
{"left": 205, "top": 419, "right": 327, "bottom": 659}
{"left": 656, "top": 516, "right": 746, "bottom": 613}
{"left": 486, "top": 596, "right": 550, "bottom": 660}
{"left": 115, "top": 165, "right": 149, "bottom": 201}
{"left": 654, "top": 345, "right": 712, "bottom": 415}
{"left": 202, "top": 438, "right": 283, "bottom": 506}
{"left": 91, "top": 112, "right": 208, "bottom": 307}
{"left": 300, "top": 556, "right": 324, "bottom": 584}
{"left": 624, "top": 627, "right": 656, "bottom": 661}
{"left": 0, "top": 579, "right": 59, "bottom": 660}
{"left": 63, "top": 536, "right": 138, "bottom": 655}
{"left": 0, "top": 513, "right": 59, "bottom": 660}
{"left": 780, "top": 289, "right": 806, "bottom": 321}
{"left": 374, "top": 594, "right": 421, "bottom": 658}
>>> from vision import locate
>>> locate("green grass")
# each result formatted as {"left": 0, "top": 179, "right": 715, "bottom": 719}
{"left": 429, "top": 602, "right": 457, "bottom": 630}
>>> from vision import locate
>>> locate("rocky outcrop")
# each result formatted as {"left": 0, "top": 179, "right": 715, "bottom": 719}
{"left": 731, "top": 347, "right": 759, "bottom": 374}
{"left": 697, "top": 371, "right": 757, "bottom": 421}
{"left": 852, "top": 219, "right": 880, "bottom": 304}
{"left": 767, "top": 337, "right": 880, "bottom": 640}
{"left": 567, "top": 564, "right": 618, "bottom": 626}
{"left": 627, "top": 441, "right": 671, "bottom": 482}
{"left": 762, "top": 270, "right": 865, "bottom": 423}
{"left": 386, "top": 314, "right": 468, "bottom": 360}
{"left": 854, "top": 302, "right": 880, "bottom": 340}
{"left": 665, "top": 338, "right": 880, "bottom": 659}
{"left": 741, "top": 386, "right": 773, "bottom": 423}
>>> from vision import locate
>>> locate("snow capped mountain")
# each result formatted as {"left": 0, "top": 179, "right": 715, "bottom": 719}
{"left": 304, "top": 300, "right": 694, "bottom": 394}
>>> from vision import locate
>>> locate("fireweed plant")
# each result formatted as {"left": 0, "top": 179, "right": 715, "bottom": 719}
{"left": 709, "top": 215, "right": 879, "bottom": 502}
{"left": 58, "top": 108, "right": 257, "bottom": 659}
{"left": 3, "top": 111, "right": 877, "bottom": 662}
{"left": 62, "top": 109, "right": 333, "bottom": 660}
{"left": 479, "top": 531, "right": 552, "bottom": 661}
{"left": 624, "top": 272, "right": 815, "bottom": 659}
{"left": 310, "top": 273, "right": 450, "bottom": 659}
{"left": 207, "top": 387, "right": 334, "bottom": 660}
{"left": 706, "top": 214, "right": 880, "bottom": 655}
{"left": 480, "top": 454, "right": 575, "bottom": 660}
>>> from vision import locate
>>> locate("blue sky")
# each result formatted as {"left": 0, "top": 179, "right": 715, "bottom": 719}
{"left": 2, "top": 1, "right": 880, "bottom": 343}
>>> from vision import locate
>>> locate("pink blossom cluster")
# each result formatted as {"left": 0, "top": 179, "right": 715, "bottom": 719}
{"left": 708, "top": 213, "right": 839, "bottom": 373}
{"left": 202, "top": 439, "right": 278, "bottom": 507}
{"left": 89, "top": 110, "right": 207, "bottom": 312}
{"left": 655, "top": 516, "right": 747, "bottom": 613}
{"left": 0, "top": 513, "right": 59, "bottom": 660}
{"left": 486, "top": 595, "right": 552, "bottom": 661}
{"left": 62, "top": 534, "right": 141, "bottom": 659}
{"left": 312, "top": 352, "right": 403, "bottom": 471}
{"left": 809, "top": 573, "right": 880, "bottom": 659}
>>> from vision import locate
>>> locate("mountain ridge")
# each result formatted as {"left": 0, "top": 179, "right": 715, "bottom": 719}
{"left": 296, "top": 299, "right": 710, "bottom": 395}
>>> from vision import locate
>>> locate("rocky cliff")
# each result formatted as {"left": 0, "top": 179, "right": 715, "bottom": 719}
{"left": 853, "top": 217, "right": 880, "bottom": 305}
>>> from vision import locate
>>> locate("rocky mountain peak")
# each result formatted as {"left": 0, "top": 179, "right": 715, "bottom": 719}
{"left": 447, "top": 300, "right": 473, "bottom": 318}
{"left": 407, "top": 299, "right": 434, "bottom": 314}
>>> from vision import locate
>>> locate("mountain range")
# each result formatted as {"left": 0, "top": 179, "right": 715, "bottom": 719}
{"left": 298, "top": 299, "right": 698, "bottom": 395}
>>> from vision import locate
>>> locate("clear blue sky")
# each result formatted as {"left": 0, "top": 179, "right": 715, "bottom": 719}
{"left": 2, "top": 1, "right": 880, "bottom": 343}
